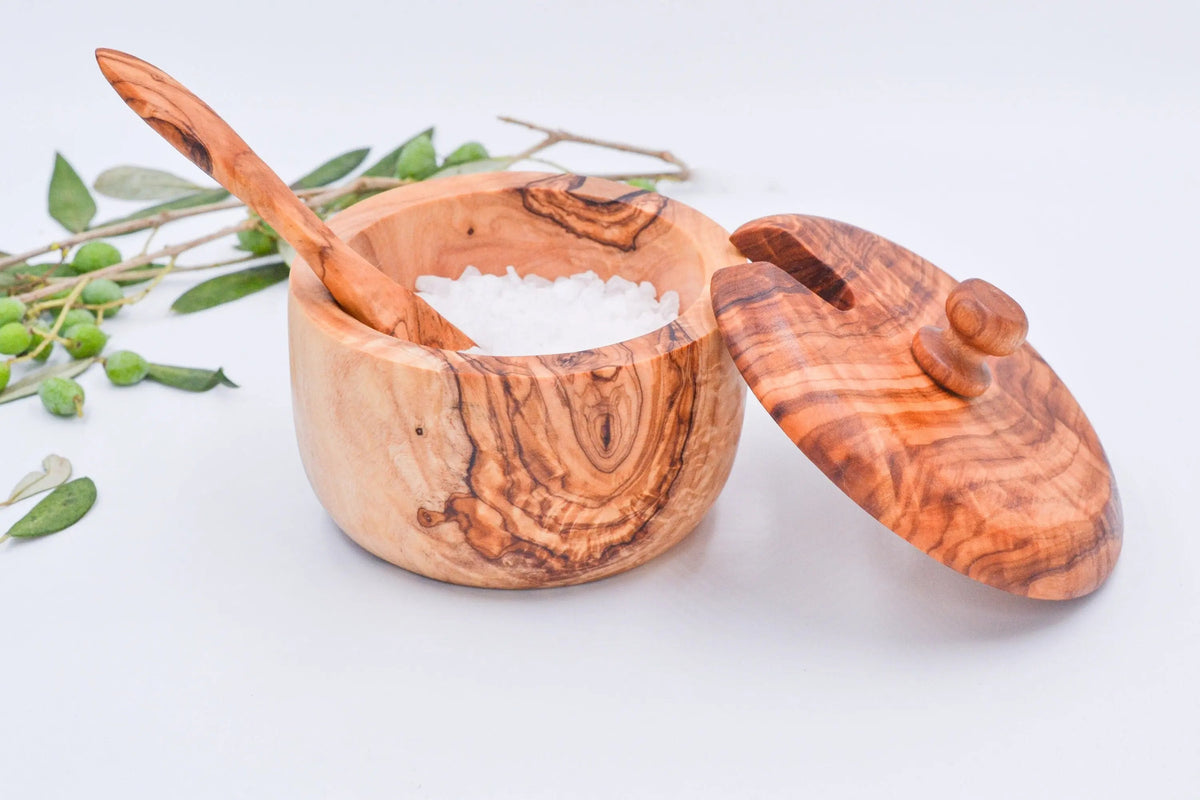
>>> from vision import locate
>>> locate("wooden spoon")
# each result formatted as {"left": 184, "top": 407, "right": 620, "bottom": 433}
{"left": 94, "top": 48, "right": 475, "bottom": 350}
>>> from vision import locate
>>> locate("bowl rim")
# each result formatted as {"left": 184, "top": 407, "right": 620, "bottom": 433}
{"left": 288, "top": 171, "right": 743, "bottom": 373}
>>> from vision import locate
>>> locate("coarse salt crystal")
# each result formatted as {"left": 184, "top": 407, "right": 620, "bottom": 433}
{"left": 415, "top": 266, "right": 680, "bottom": 356}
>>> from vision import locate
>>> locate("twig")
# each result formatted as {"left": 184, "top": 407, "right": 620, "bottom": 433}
{"left": 498, "top": 116, "right": 691, "bottom": 181}
{"left": 90, "top": 257, "right": 176, "bottom": 321}
{"left": 0, "top": 180, "right": 402, "bottom": 271}
{"left": 12, "top": 280, "right": 88, "bottom": 363}
{"left": 0, "top": 196, "right": 245, "bottom": 270}
{"left": 16, "top": 220, "right": 255, "bottom": 303}
{"left": 104, "top": 253, "right": 261, "bottom": 280}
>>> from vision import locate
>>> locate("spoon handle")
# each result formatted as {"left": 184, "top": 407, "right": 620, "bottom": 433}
{"left": 94, "top": 48, "right": 475, "bottom": 350}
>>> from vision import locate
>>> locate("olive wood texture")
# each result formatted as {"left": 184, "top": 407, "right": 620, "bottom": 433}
{"left": 289, "top": 172, "right": 746, "bottom": 588}
{"left": 714, "top": 214, "right": 1121, "bottom": 600}
{"left": 95, "top": 48, "right": 474, "bottom": 350}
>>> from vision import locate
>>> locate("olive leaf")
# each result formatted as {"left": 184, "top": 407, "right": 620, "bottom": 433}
{"left": 48, "top": 153, "right": 97, "bottom": 233}
{"left": 442, "top": 141, "right": 490, "bottom": 168}
{"left": 395, "top": 133, "right": 438, "bottom": 180}
{"left": 97, "top": 188, "right": 231, "bottom": 228}
{"left": 2, "top": 477, "right": 96, "bottom": 541}
{"left": 146, "top": 363, "right": 238, "bottom": 392}
{"left": 2, "top": 455, "right": 72, "bottom": 507}
{"left": 5, "top": 262, "right": 73, "bottom": 279}
{"left": 291, "top": 148, "right": 370, "bottom": 190}
{"left": 0, "top": 358, "right": 96, "bottom": 405}
{"left": 625, "top": 178, "right": 658, "bottom": 192}
{"left": 429, "top": 157, "right": 515, "bottom": 180}
{"left": 361, "top": 127, "right": 434, "bottom": 177}
{"left": 170, "top": 262, "right": 289, "bottom": 313}
{"left": 94, "top": 166, "right": 203, "bottom": 201}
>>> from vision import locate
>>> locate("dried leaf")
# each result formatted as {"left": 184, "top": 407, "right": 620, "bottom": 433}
{"left": 362, "top": 127, "right": 434, "bottom": 177}
{"left": 146, "top": 363, "right": 238, "bottom": 392}
{"left": 170, "top": 262, "right": 289, "bottom": 313}
{"left": 3, "top": 455, "right": 72, "bottom": 507}
{"left": 0, "top": 358, "right": 96, "bottom": 405}
{"left": 3, "top": 477, "right": 96, "bottom": 540}
{"left": 94, "top": 165, "right": 204, "bottom": 201}
{"left": 48, "top": 153, "right": 97, "bottom": 233}
{"left": 277, "top": 240, "right": 297, "bottom": 267}
{"left": 429, "top": 157, "right": 515, "bottom": 180}
{"left": 291, "top": 148, "right": 370, "bottom": 189}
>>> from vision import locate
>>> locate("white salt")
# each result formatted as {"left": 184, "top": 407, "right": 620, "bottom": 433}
{"left": 415, "top": 266, "right": 680, "bottom": 356}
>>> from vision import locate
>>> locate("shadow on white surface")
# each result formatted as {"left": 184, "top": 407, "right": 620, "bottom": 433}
{"left": 315, "top": 403, "right": 1085, "bottom": 654}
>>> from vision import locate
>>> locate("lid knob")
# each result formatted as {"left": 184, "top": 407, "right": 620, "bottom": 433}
{"left": 911, "top": 278, "right": 1028, "bottom": 398}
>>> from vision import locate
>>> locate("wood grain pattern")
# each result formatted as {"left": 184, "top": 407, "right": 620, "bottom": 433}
{"left": 716, "top": 214, "right": 1121, "bottom": 600}
{"left": 289, "top": 172, "right": 746, "bottom": 588}
{"left": 95, "top": 48, "right": 473, "bottom": 350}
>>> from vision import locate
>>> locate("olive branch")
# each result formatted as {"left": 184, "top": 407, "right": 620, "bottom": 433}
{"left": 0, "top": 116, "right": 690, "bottom": 546}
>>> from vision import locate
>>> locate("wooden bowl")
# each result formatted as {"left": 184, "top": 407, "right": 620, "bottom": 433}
{"left": 288, "top": 172, "right": 747, "bottom": 588}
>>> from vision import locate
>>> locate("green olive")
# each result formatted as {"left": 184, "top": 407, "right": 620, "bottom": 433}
{"left": 0, "top": 297, "right": 26, "bottom": 326}
{"left": 0, "top": 322, "right": 32, "bottom": 355}
{"left": 80, "top": 278, "right": 124, "bottom": 316}
{"left": 72, "top": 241, "right": 123, "bottom": 273}
{"left": 62, "top": 323, "right": 108, "bottom": 359}
{"left": 104, "top": 350, "right": 149, "bottom": 386}
{"left": 39, "top": 376, "right": 85, "bottom": 417}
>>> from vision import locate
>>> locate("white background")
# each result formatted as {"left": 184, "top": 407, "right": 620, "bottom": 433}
{"left": 2, "top": 1, "right": 1197, "bottom": 797}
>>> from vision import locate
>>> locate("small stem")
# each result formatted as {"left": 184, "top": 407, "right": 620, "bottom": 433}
{"left": 142, "top": 253, "right": 260, "bottom": 276}
{"left": 16, "top": 220, "right": 254, "bottom": 304}
{"left": 0, "top": 532, "right": 11, "bottom": 544}
{"left": 0, "top": 183, "right": 354, "bottom": 271}
{"left": 29, "top": 328, "right": 74, "bottom": 345}
{"left": 10, "top": 280, "right": 88, "bottom": 364}
{"left": 498, "top": 116, "right": 691, "bottom": 181}
{"left": 0, "top": 196, "right": 246, "bottom": 270}
{"left": 140, "top": 224, "right": 161, "bottom": 256}
{"left": 586, "top": 170, "right": 690, "bottom": 183}
{"left": 303, "top": 176, "right": 406, "bottom": 209}
{"left": 89, "top": 258, "right": 175, "bottom": 317}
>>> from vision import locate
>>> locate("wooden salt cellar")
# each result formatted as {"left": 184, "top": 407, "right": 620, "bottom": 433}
{"left": 290, "top": 172, "right": 746, "bottom": 589}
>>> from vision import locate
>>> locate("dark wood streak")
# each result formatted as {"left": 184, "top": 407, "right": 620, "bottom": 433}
{"left": 730, "top": 223, "right": 855, "bottom": 310}
{"left": 417, "top": 330, "right": 700, "bottom": 577}
{"left": 715, "top": 214, "right": 1122, "bottom": 600}
{"left": 519, "top": 174, "right": 667, "bottom": 251}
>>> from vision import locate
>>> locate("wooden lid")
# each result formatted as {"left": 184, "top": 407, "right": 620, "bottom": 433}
{"left": 711, "top": 214, "right": 1121, "bottom": 600}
